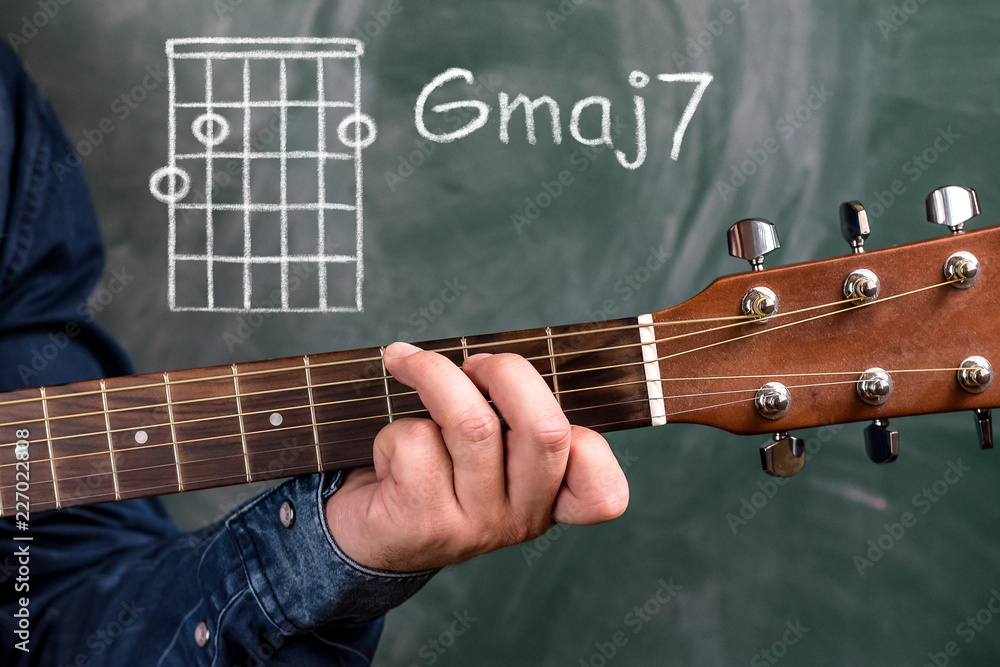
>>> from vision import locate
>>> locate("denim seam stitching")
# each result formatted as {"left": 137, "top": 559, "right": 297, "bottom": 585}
{"left": 207, "top": 587, "right": 252, "bottom": 667}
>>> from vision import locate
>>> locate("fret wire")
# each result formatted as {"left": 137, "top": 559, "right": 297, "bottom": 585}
{"left": 3, "top": 370, "right": 655, "bottom": 452}
{"left": 0, "top": 393, "right": 648, "bottom": 494}
{"left": 19, "top": 455, "right": 382, "bottom": 511}
{"left": 0, "top": 279, "right": 963, "bottom": 448}
{"left": 460, "top": 337, "right": 469, "bottom": 362}
{"left": 232, "top": 364, "right": 252, "bottom": 483}
{"left": 0, "top": 364, "right": 966, "bottom": 458}
{"left": 100, "top": 380, "right": 121, "bottom": 502}
{"left": 545, "top": 327, "right": 561, "bottom": 406}
{"left": 0, "top": 275, "right": 970, "bottom": 512}
{"left": 0, "top": 277, "right": 961, "bottom": 414}
{"left": 0, "top": 330, "right": 660, "bottom": 431}
{"left": 1, "top": 392, "right": 685, "bottom": 501}
{"left": 0, "top": 279, "right": 957, "bottom": 426}
{"left": 0, "top": 367, "right": 956, "bottom": 480}
{"left": 380, "top": 346, "right": 394, "bottom": 424}
{"left": 0, "top": 315, "right": 764, "bottom": 410}
{"left": 303, "top": 355, "right": 323, "bottom": 473}
{"left": 40, "top": 386, "right": 60, "bottom": 509}
{"left": 163, "top": 372, "right": 184, "bottom": 492}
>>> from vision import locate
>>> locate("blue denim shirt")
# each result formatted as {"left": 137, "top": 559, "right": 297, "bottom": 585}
{"left": 0, "top": 42, "right": 434, "bottom": 665}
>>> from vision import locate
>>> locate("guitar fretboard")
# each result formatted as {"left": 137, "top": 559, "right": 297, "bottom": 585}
{"left": 0, "top": 316, "right": 660, "bottom": 517}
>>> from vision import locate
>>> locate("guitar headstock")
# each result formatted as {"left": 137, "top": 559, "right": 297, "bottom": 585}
{"left": 650, "top": 186, "right": 995, "bottom": 476}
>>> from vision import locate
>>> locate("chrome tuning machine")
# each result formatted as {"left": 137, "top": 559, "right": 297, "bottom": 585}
{"left": 927, "top": 185, "right": 980, "bottom": 234}
{"left": 760, "top": 432, "right": 805, "bottom": 477}
{"left": 728, "top": 218, "right": 780, "bottom": 271}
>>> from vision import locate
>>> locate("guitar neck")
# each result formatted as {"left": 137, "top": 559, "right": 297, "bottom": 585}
{"left": 0, "top": 316, "right": 662, "bottom": 516}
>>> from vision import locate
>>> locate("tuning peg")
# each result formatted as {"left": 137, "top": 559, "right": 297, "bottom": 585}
{"left": 760, "top": 432, "right": 805, "bottom": 477}
{"left": 728, "top": 218, "right": 780, "bottom": 271}
{"left": 864, "top": 419, "right": 899, "bottom": 464}
{"left": 839, "top": 201, "right": 870, "bottom": 254}
{"left": 926, "top": 185, "right": 980, "bottom": 234}
{"left": 974, "top": 409, "right": 993, "bottom": 450}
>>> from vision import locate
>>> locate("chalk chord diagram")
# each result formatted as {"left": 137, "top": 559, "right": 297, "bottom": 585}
{"left": 150, "top": 38, "right": 377, "bottom": 312}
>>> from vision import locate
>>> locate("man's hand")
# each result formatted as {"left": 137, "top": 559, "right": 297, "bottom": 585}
{"left": 325, "top": 341, "right": 629, "bottom": 572}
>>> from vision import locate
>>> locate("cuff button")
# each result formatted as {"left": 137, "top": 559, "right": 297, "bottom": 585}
{"left": 194, "top": 620, "right": 210, "bottom": 648}
{"left": 280, "top": 499, "right": 296, "bottom": 528}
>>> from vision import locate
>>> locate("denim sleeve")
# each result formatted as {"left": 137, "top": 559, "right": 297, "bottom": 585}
{"left": 0, "top": 40, "right": 435, "bottom": 666}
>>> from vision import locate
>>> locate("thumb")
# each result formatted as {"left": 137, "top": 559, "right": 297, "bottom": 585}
{"left": 551, "top": 426, "right": 629, "bottom": 525}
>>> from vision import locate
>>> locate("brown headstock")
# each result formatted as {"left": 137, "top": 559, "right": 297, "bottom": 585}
{"left": 650, "top": 224, "right": 1000, "bottom": 437}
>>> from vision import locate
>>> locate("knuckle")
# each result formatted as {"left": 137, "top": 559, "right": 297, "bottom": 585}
{"left": 453, "top": 405, "right": 501, "bottom": 444}
{"left": 487, "top": 352, "right": 535, "bottom": 377}
{"left": 396, "top": 418, "right": 441, "bottom": 442}
{"left": 531, "top": 412, "right": 573, "bottom": 450}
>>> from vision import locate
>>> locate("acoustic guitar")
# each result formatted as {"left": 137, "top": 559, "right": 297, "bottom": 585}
{"left": 1, "top": 185, "right": 993, "bottom": 519}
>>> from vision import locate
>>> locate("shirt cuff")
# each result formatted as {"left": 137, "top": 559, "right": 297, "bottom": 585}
{"left": 223, "top": 472, "right": 437, "bottom": 633}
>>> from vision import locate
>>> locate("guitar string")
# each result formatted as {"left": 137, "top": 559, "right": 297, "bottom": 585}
{"left": 0, "top": 368, "right": 970, "bottom": 506}
{"left": 0, "top": 313, "right": 757, "bottom": 409}
{"left": 0, "top": 277, "right": 959, "bottom": 430}
{"left": 0, "top": 276, "right": 933, "bottom": 412}
{"left": 0, "top": 280, "right": 967, "bottom": 469}
{"left": 0, "top": 361, "right": 968, "bottom": 456}
{"left": 0, "top": 375, "right": 877, "bottom": 500}
{"left": 0, "top": 278, "right": 970, "bottom": 484}
{"left": 15, "top": 405, "right": 681, "bottom": 510}
{"left": 0, "top": 367, "right": 960, "bottom": 485}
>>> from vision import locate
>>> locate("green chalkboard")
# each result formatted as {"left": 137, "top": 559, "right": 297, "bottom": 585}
{"left": 3, "top": 1, "right": 1000, "bottom": 664}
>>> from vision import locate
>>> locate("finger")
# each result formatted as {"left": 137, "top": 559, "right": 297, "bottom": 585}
{"left": 552, "top": 426, "right": 629, "bottom": 525}
{"left": 371, "top": 417, "right": 455, "bottom": 505}
{"left": 383, "top": 342, "right": 505, "bottom": 513}
{"left": 462, "top": 353, "right": 572, "bottom": 524}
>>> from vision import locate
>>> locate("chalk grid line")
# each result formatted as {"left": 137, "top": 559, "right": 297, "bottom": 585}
{"left": 151, "top": 37, "right": 377, "bottom": 313}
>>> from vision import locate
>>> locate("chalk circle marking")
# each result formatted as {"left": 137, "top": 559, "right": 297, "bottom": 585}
{"left": 337, "top": 112, "right": 377, "bottom": 150}
{"left": 629, "top": 70, "right": 651, "bottom": 89}
{"left": 149, "top": 166, "right": 192, "bottom": 204}
{"left": 192, "top": 112, "right": 231, "bottom": 147}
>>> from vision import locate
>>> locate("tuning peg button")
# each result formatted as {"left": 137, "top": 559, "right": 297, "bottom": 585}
{"left": 840, "top": 201, "right": 870, "bottom": 254}
{"left": 760, "top": 432, "right": 805, "bottom": 477}
{"left": 864, "top": 419, "right": 899, "bottom": 464}
{"left": 728, "top": 218, "right": 780, "bottom": 271}
{"left": 975, "top": 409, "right": 993, "bottom": 450}
{"left": 926, "top": 185, "right": 980, "bottom": 234}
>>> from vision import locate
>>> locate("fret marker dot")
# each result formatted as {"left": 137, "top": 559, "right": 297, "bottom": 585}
{"left": 134, "top": 430, "right": 148, "bottom": 444}
{"left": 269, "top": 413, "right": 283, "bottom": 427}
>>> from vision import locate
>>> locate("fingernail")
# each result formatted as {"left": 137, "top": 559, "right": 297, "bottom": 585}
{"left": 384, "top": 341, "right": 421, "bottom": 362}
{"left": 463, "top": 352, "right": 492, "bottom": 369}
